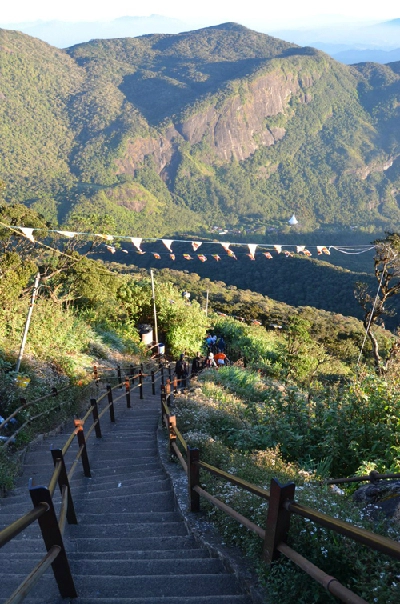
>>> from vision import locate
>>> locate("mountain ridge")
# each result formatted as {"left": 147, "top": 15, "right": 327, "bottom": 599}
{"left": 1, "top": 24, "right": 400, "bottom": 236}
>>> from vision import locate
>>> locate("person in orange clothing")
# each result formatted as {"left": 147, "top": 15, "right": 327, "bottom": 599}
{"left": 214, "top": 351, "right": 228, "bottom": 367}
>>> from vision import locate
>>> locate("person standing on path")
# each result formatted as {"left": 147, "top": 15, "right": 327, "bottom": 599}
{"left": 175, "top": 353, "right": 188, "bottom": 391}
{"left": 214, "top": 351, "right": 229, "bottom": 368}
{"left": 191, "top": 352, "right": 203, "bottom": 377}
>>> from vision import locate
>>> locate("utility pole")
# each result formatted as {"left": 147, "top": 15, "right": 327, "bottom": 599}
{"left": 15, "top": 271, "right": 41, "bottom": 374}
{"left": 150, "top": 269, "right": 159, "bottom": 345}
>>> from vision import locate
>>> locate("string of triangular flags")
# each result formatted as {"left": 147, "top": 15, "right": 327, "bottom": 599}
{"left": 2, "top": 224, "right": 376, "bottom": 260}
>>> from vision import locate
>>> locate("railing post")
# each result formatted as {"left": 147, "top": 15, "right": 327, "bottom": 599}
{"left": 74, "top": 419, "right": 91, "bottom": 478}
{"left": 50, "top": 448, "right": 78, "bottom": 524}
{"left": 139, "top": 369, "right": 143, "bottom": 400}
{"left": 29, "top": 484, "right": 77, "bottom": 598}
{"left": 106, "top": 385, "right": 115, "bottom": 422}
{"left": 117, "top": 365, "right": 122, "bottom": 388}
{"left": 168, "top": 414, "right": 177, "bottom": 456}
{"left": 161, "top": 364, "right": 165, "bottom": 386}
{"left": 91, "top": 398, "right": 102, "bottom": 437}
{"left": 263, "top": 478, "right": 295, "bottom": 564}
{"left": 173, "top": 375, "right": 178, "bottom": 394}
{"left": 151, "top": 370, "right": 155, "bottom": 395}
{"left": 125, "top": 377, "right": 131, "bottom": 408}
{"left": 187, "top": 446, "right": 200, "bottom": 512}
{"left": 130, "top": 364, "right": 135, "bottom": 385}
{"left": 166, "top": 379, "right": 171, "bottom": 407}
{"left": 168, "top": 364, "right": 172, "bottom": 381}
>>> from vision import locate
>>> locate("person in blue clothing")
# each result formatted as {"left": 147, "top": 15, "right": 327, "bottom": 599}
{"left": 217, "top": 336, "right": 226, "bottom": 352}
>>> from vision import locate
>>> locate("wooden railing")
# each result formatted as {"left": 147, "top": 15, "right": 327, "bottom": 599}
{"left": 161, "top": 390, "right": 400, "bottom": 604}
{"left": 0, "top": 385, "right": 75, "bottom": 447}
{"left": 0, "top": 361, "right": 161, "bottom": 604}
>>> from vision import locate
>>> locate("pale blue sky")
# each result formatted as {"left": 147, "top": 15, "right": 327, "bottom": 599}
{"left": 1, "top": 0, "right": 398, "bottom": 28}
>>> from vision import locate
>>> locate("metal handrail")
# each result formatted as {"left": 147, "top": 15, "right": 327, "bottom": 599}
{"left": 326, "top": 471, "right": 400, "bottom": 485}
{"left": 164, "top": 383, "right": 400, "bottom": 604}
{"left": 58, "top": 486, "right": 69, "bottom": 536}
{"left": 173, "top": 426, "right": 187, "bottom": 449}
{"left": 276, "top": 544, "right": 368, "bottom": 604}
{"left": 171, "top": 442, "right": 187, "bottom": 472}
{"left": 0, "top": 386, "right": 71, "bottom": 431}
{"left": 61, "top": 431, "right": 76, "bottom": 457}
{"left": 193, "top": 485, "right": 264, "bottom": 538}
{"left": 286, "top": 500, "right": 400, "bottom": 561}
{"left": 0, "top": 504, "right": 49, "bottom": 548}
{"left": 48, "top": 460, "right": 62, "bottom": 497}
{"left": 1, "top": 401, "right": 72, "bottom": 447}
{"left": 197, "top": 460, "right": 271, "bottom": 500}
{"left": 1, "top": 359, "right": 158, "bottom": 603}
{"left": 4, "top": 545, "right": 61, "bottom": 604}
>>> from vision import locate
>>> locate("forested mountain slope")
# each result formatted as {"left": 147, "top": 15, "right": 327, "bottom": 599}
{"left": 2, "top": 23, "right": 400, "bottom": 234}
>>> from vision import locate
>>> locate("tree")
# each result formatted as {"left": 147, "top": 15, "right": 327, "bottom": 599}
{"left": 355, "top": 232, "right": 400, "bottom": 374}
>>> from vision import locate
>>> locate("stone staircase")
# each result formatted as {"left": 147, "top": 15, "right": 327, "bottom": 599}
{"left": 0, "top": 381, "right": 253, "bottom": 604}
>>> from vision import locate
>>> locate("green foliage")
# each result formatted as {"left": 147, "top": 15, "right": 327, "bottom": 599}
{"left": 173, "top": 374, "right": 400, "bottom": 603}
{"left": 2, "top": 25, "right": 400, "bottom": 238}
{"left": 197, "top": 365, "right": 400, "bottom": 477}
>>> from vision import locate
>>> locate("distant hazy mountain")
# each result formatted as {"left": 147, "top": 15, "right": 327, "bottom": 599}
{"left": 4, "top": 14, "right": 400, "bottom": 63}
{"left": 0, "top": 15, "right": 190, "bottom": 48}
{"left": 332, "top": 47, "right": 400, "bottom": 65}
{"left": 269, "top": 18, "right": 400, "bottom": 65}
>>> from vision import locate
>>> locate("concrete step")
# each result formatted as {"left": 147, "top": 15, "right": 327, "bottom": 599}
{"left": 64, "top": 598, "right": 251, "bottom": 604}
{"left": 72, "top": 512, "right": 183, "bottom": 524}
{"left": 0, "top": 548, "right": 210, "bottom": 563}
{"left": 8, "top": 597, "right": 251, "bottom": 604}
{"left": 68, "top": 548, "right": 210, "bottom": 560}
{"left": 16, "top": 574, "right": 248, "bottom": 599}
{"left": 70, "top": 479, "right": 171, "bottom": 498}
{"left": 75, "top": 487, "right": 173, "bottom": 504}
{"left": 69, "top": 470, "right": 167, "bottom": 487}
{"left": 73, "top": 493, "right": 176, "bottom": 513}
{"left": 70, "top": 558, "right": 224, "bottom": 576}
{"left": 71, "top": 463, "right": 163, "bottom": 478}
{"left": 0, "top": 386, "right": 253, "bottom": 604}
{"left": 68, "top": 535, "right": 200, "bottom": 553}
{"left": 87, "top": 456, "right": 161, "bottom": 468}
{"left": 68, "top": 521, "right": 188, "bottom": 539}
{"left": 0, "top": 557, "right": 224, "bottom": 576}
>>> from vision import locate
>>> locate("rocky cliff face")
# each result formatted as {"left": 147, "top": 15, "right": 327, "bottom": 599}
{"left": 116, "top": 69, "right": 307, "bottom": 175}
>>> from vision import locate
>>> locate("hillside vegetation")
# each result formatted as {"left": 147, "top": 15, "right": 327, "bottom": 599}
{"left": 1, "top": 202, "right": 400, "bottom": 602}
{"left": 2, "top": 23, "right": 400, "bottom": 235}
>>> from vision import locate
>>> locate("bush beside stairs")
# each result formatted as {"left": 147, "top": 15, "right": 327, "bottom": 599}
{"left": 0, "top": 377, "right": 253, "bottom": 603}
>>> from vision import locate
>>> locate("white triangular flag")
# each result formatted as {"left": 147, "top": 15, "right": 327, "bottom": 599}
{"left": 192, "top": 241, "right": 202, "bottom": 251}
{"left": 274, "top": 245, "right": 282, "bottom": 254}
{"left": 162, "top": 239, "right": 174, "bottom": 252}
{"left": 131, "top": 237, "right": 143, "bottom": 251}
{"left": 19, "top": 227, "right": 35, "bottom": 242}
{"left": 296, "top": 246, "right": 305, "bottom": 253}
{"left": 248, "top": 244, "right": 257, "bottom": 259}
{"left": 221, "top": 242, "right": 231, "bottom": 252}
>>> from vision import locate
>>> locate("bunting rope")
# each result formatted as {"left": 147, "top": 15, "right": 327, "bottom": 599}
{"left": 0, "top": 223, "right": 376, "bottom": 261}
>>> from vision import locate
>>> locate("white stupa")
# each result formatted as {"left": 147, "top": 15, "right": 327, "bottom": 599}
{"left": 288, "top": 214, "right": 298, "bottom": 226}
